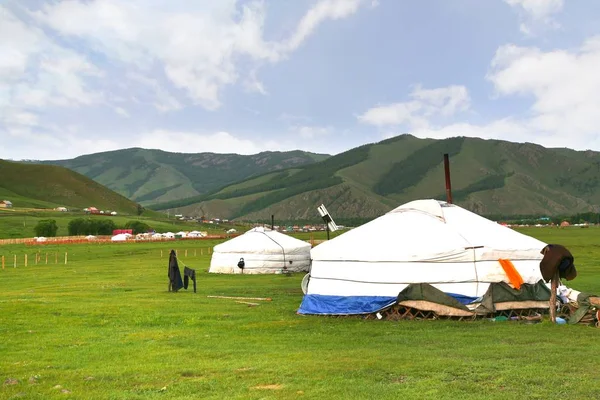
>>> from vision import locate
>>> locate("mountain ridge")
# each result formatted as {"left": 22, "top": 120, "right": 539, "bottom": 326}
{"left": 148, "top": 134, "right": 600, "bottom": 219}
{"left": 41, "top": 147, "right": 330, "bottom": 205}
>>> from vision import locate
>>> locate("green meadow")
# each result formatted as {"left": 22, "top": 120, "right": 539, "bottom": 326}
{"left": 0, "top": 209, "right": 245, "bottom": 240}
{"left": 1, "top": 228, "right": 599, "bottom": 399}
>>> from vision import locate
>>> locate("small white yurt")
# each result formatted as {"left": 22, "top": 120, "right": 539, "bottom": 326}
{"left": 298, "top": 199, "right": 547, "bottom": 315}
{"left": 111, "top": 233, "right": 132, "bottom": 242}
{"left": 209, "top": 227, "right": 311, "bottom": 274}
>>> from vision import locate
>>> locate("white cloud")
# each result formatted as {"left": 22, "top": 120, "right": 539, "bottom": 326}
{"left": 505, "top": 0, "right": 564, "bottom": 20}
{"left": 1, "top": 11, "right": 103, "bottom": 107}
{"left": 0, "top": 128, "right": 282, "bottom": 160}
{"left": 357, "top": 85, "right": 470, "bottom": 128}
{"left": 487, "top": 37, "right": 600, "bottom": 145}
{"left": 0, "top": 6, "right": 104, "bottom": 143}
{"left": 292, "top": 125, "right": 333, "bottom": 139}
{"left": 0, "top": 9, "right": 41, "bottom": 81}
{"left": 372, "top": 36, "right": 600, "bottom": 152}
{"left": 284, "top": 0, "right": 366, "bottom": 52}
{"left": 134, "top": 130, "right": 269, "bottom": 155}
{"left": 243, "top": 69, "right": 268, "bottom": 95}
{"left": 1, "top": 1, "right": 375, "bottom": 161}
{"left": 114, "top": 107, "right": 130, "bottom": 118}
{"left": 504, "top": 0, "right": 564, "bottom": 34}
{"left": 29, "top": 0, "right": 372, "bottom": 110}
{"left": 125, "top": 72, "right": 182, "bottom": 112}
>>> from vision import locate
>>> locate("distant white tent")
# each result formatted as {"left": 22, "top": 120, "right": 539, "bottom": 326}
{"left": 188, "top": 230, "right": 204, "bottom": 238}
{"left": 298, "top": 199, "right": 548, "bottom": 315}
{"left": 111, "top": 233, "right": 132, "bottom": 242}
{"left": 209, "top": 227, "right": 311, "bottom": 274}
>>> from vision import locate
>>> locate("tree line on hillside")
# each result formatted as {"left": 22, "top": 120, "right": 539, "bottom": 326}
{"left": 374, "top": 137, "right": 465, "bottom": 196}
{"left": 34, "top": 218, "right": 152, "bottom": 237}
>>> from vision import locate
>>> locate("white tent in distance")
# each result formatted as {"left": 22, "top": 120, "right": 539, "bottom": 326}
{"left": 209, "top": 227, "right": 311, "bottom": 274}
{"left": 298, "top": 199, "right": 547, "bottom": 315}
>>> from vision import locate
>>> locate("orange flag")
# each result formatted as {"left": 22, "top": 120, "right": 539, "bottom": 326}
{"left": 498, "top": 259, "right": 524, "bottom": 289}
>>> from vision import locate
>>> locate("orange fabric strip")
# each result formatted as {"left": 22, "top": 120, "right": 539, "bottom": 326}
{"left": 498, "top": 259, "right": 524, "bottom": 289}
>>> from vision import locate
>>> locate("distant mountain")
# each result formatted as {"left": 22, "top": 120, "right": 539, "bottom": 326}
{"left": 0, "top": 159, "right": 140, "bottom": 213}
{"left": 42, "top": 148, "right": 329, "bottom": 205}
{"left": 150, "top": 135, "right": 600, "bottom": 220}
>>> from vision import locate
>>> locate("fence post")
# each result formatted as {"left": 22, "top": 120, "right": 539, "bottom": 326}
{"left": 1, "top": 255, "right": 4, "bottom": 270}
{"left": 185, "top": 249, "right": 188, "bottom": 257}
{"left": 14, "top": 254, "right": 16, "bottom": 268}
{"left": 46, "top": 253, "right": 48, "bottom": 264}
{"left": 25, "top": 254, "right": 28, "bottom": 267}
{"left": 65, "top": 252, "right": 68, "bottom": 265}
{"left": 161, "top": 249, "right": 163, "bottom": 258}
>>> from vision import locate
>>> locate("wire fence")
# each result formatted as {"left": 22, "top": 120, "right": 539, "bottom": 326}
{"left": 0, "top": 246, "right": 216, "bottom": 269}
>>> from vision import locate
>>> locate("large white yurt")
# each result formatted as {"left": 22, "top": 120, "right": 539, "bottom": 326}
{"left": 209, "top": 227, "right": 311, "bottom": 274}
{"left": 298, "top": 199, "right": 548, "bottom": 315}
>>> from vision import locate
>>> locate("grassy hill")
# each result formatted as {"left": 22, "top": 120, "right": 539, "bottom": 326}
{"left": 0, "top": 159, "right": 141, "bottom": 213}
{"left": 41, "top": 148, "right": 329, "bottom": 205}
{"left": 151, "top": 135, "right": 600, "bottom": 220}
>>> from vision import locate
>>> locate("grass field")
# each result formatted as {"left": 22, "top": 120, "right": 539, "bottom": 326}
{"left": 1, "top": 228, "right": 599, "bottom": 399}
{"left": 0, "top": 209, "right": 246, "bottom": 239}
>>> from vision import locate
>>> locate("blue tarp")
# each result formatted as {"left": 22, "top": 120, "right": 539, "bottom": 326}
{"left": 297, "top": 293, "right": 480, "bottom": 315}
{"left": 447, "top": 293, "right": 479, "bottom": 305}
{"left": 297, "top": 295, "right": 397, "bottom": 315}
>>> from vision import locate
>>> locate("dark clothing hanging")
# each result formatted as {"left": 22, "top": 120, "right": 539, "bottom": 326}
{"left": 183, "top": 267, "right": 197, "bottom": 293}
{"left": 539, "top": 244, "right": 577, "bottom": 282}
{"left": 168, "top": 250, "right": 184, "bottom": 292}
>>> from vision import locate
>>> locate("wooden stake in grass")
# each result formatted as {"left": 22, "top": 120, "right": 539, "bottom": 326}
{"left": 2, "top": 255, "right": 4, "bottom": 270}
{"left": 207, "top": 295, "right": 272, "bottom": 301}
{"left": 161, "top": 250, "right": 163, "bottom": 258}
{"left": 550, "top": 271, "right": 559, "bottom": 323}
{"left": 14, "top": 254, "right": 16, "bottom": 268}
{"left": 25, "top": 254, "right": 28, "bottom": 267}
{"left": 235, "top": 301, "right": 260, "bottom": 307}
{"left": 65, "top": 252, "right": 68, "bottom": 265}
{"left": 46, "top": 253, "right": 48, "bottom": 264}
{"left": 185, "top": 249, "right": 188, "bottom": 257}
{"left": 55, "top": 252, "right": 58, "bottom": 264}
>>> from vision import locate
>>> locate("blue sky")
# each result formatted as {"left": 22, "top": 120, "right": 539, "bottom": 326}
{"left": 2, "top": 0, "right": 600, "bottom": 160}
